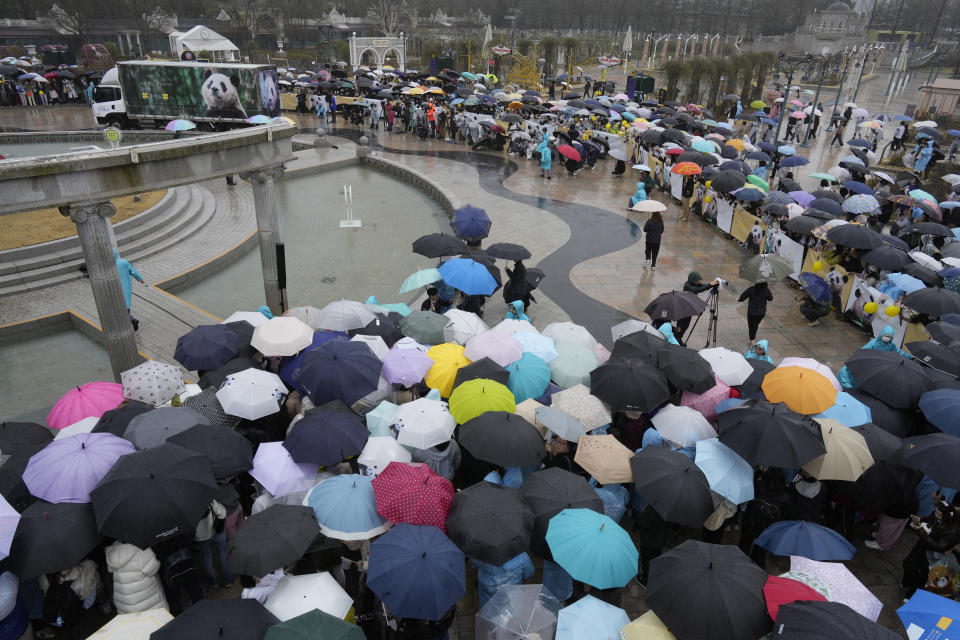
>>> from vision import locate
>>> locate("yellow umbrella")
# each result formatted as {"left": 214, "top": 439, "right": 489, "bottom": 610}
{"left": 573, "top": 434, "right": 634, "bottom": 484}
{"left": 425, "top": 343, "right": 471, "bottom": 397}
{"left": 425, "top": 76, "right": 440, "bottom": 82}
{"left": 408, "top": 87, "right": 425, "bottom": 95}
{"left": 725, "top": 138, "right": 746, "bottom": 151}
{"left": 620, "top": 610, "right": 677, "bottom": 640}
{"left": 507, "top": 92, "right": 523, "bottom": 100}
{"left": 87, "top": 609, "right": 174, "bottom": 639}
{"left": 802, "top": 418, "right": 873, "bottom": 481}
{"left": 762, "top": 366, "right": 837, "bottom": 414}
{"left": 428, "top": 87, "right": 445, "bottom": 94}
{"left": 508, "top": 101, "right": 524, "bottom": 109}
{"left": 448, "top": 378, "right": 516, "bottom": 424}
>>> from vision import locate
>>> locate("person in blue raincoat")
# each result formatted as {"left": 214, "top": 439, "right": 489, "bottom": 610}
{"left": 628, "top": 181, "right": 647, "bottom": 209}
{"left": 504, "top": 300, "right": 530, "bottom": 322}
{"left": 914, "top": 140, "right": 935, "bottom": 176}
{"left": 658, "top": 323, "right": 680, "bottom": 345}
{"left": 537, "top": 135, "right": 552, "bottom": 179}
{"left": 837, "top": 325, "right": 913, "bottom": 388}
{"left": 114, "top": 249, "right": 145, "bottom": 331}
{"left": 744, "top": 339, "right": 774, "bottom": 364}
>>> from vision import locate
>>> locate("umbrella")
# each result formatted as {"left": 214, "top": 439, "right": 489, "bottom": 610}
{"left": 283, "top": 412, "right": 368, "bottom": 466}
{"left": 762, "top": 366, "right": 837, "bottom": 414}
{"left": 574, "top": 434, "right": 635, "bottom": 484}
{"left": 764, "top": 574, "right": 828, "bottom": 621}
{"left": 904, "top": 287, "right": 960, "bottom": 317}
{"left": 546, "top": 508, "right": 638, "bottom": 589}
{"left": 903, "top": 433, "right": 960, "bottom": 488}
{"left": 296, "top": 340, "right": 382, "bottom": 406}
{"left": 779, "top": 357, "right": 841, "bottom": 391}
{"left": 464, "top": 332, "right": 523, "bottom": 367}
{"left": 174, "top": 324, "right": 239, "bottom": 371}
{"left": 452, "top": 357, "right": 510, "bottom": 390}
{"left": 394, "top": 396, "right": 456, "bottom": 448}
{"left": 506, "top": 352, "right": 552, "bottom": 403}
{"left": 476, "top": 584, "right": 560, "bottom": 640}
{"left": 198, "top": 357, "right": 256, "bottom": 391}
{"left": 652, "top": 403, "right": 717, "bottom": 447}
{"left": 549, "top": 342, "right": 599, "bottom": 389}
{"left": 863, "top": 245, "right": 911, "bottom": 270}
{"left": 631, "top": 200, "right": 668, "bottom": 213}
{"left": 7, "top": 501, "right": 99, "bottom": 579}
{"left": 755, "top": 520, "right": 856, "bottom": 561}
{"left": 165, "top": 119, "right": 196, "bottom": 132}
{"left": 215, "top": 368, "right": 286, "bottom": 420}
{"left": 556, "top": 145, "right": 582, "bottom": 161}
{"left": 352, "top": 317, "right": 401, "bottom": 350}
{"left": 826, "top": 224, "right": 882, "bottom": 250}
{"left": 647, "top": 540, "right": 769, "bottom": 640}
{"left": 381, "top": 346, "right": 434, "bottom": 386}
{"left": 0, "top": 421, "right": 52, "bottom": 448}
{"left": 222, "top": 310, "right": 269, "bottom": 327}
{"left": 556, "top": 595, "right": 629, "bottom": 640}
{"left": 512, "top": 331, "right": 557, "bottom": 364}
{"left": 535, "top": 405, "right": 587, "bottom": 442}
{"left": 251, "top": 441, "right": 319, "bottom": 497}
{"left": 399, "top": 311, "right": 451, "bottom": 345}
{"left": 845, "top": 350, "right": 932, "bottom": 409}
{"left": 590, "top": 358, "right": 669, "bottom": 412}
{"left": 304, "top": 473, "right": 389, "bottom": 541}
{"left": 739, "top": 254, "right": 795, "bottom": 283}
{"left": 898, "top": 589, "right": 960, "bottom": 640}
{"left": 451, "top": 204, "right": 492, "bottom": 242}
{"left": 486, "top": 242, "right": 532, "bottom": 260}
{"left": 122, "top": 405, "right": 210, "bottom": 450}
{"left": 399, "top": 268, "right": 442, "bottom": 294}
{"left": 699, "top": 347, "right": 753, "bottom": 386}
{"left": 251, "top": 317, "right": 314, "bottom": 357}
{"left": 815, "top": 391, "right": 872, "bottom": 426}
{"left": 631, "top": 446, "right": 714, "bottom": 528}
{"left": 226, "top": 504, "right": 319, "bottom": 577}
{"left": 413, "top": 233, "right": 469, "bottom": 258}
{"left": 438, "top": 258, "right": 497, "bottom": 295}
{"left": 90, "top": 443, "right": 216, "bottom": 547}
{"left": 0, "top": 494, "right": 18, "bottom": 561}
{"left": 718, "top": 400, "right": 826, "bottom": 467}
{"left": 448, "top": 378, "right": 515, "bottom": 425}
{"left": 264, "top": 609, "right": 364, "bottom": 640}
{"left": 47, "top": 382, "right": 123, "bottom": 430}
{"left": 798, "top": 272, "right": 831, "bottom": 304}
{"left": 671, "top": 162, "right": 702, "bottom": 176}
{"left": 907, "top": 341, "right": 960, "bottom": 375}
{"left": 357, "top": 435, "right": 411, "bottom": 476}
{"left": 695, "top": 438, "right": 754, "bottom": 504}
{"left": 789, "top": 556, "right": 883, "bottom": 621}
{"left": 121, "top": 362, "right": 187, "bottom": 407}
{"left": 459, "top": 412, "right": 545, "bottom": 468}
{"left": 679, "top": 377, "right": 732, "bottom": 423}
{"left": 372, "top": 462, "right": 454, "bottom": 529}
{"left": 23, "top": 432, "right": 134, "bottom": 504}
{"left": 520, "top": 467, "right": 603, "bottom": 559}
{"left": 370, "top": 524, "right": 466, "bottom": 623}
{"left": 491, "top": 318, "right": 539, "bottom": 335}
{"left": 919, "top": 389, "right": 960, "bottom": 434}
{"left": 87, "top": 609, "right": 174, "bottom": 639}
{"left": 775, "top": 600, "right": 898, "bottom": 640}
{"left": 313, "top": 300, "right": 378, "bottom": 332}
{"left": 611, "top": 319, "right": 663, "bottom": 342}
{"left": 445, "top": 481, "right": 534, "bottom": 565}
{"left": 265, "top": 572, "right": 353, "bottom": 622}
{"left": 735, "top": 358, "right": 776, "bottom": 395}
{"left": 442, "top": 309, "right": 488, "bottom": 345}
{"left": 541, "top": 322, "right": 597, "bottom": 351}
{"left": 166, "top": 424, "right": 253, "bottom": 480}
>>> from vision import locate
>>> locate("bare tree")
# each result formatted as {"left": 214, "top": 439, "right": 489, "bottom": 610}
{"left": 368, "top": 0, "right": 410, "bottom": 36}
{"left": 45, "top": 1, "right": 99, "bottom": 49}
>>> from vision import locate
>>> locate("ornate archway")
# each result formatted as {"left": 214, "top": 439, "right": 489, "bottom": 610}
{"left": 348, "top": 34, "right": 406, "bottom": 70}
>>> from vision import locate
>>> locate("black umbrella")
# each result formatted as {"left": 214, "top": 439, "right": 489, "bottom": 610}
{"left": 610, "top": 330, "right": 671, "bottom": 364}
{"left": 0, "top": 442, "right": 45, "bottom": 510}
{"left": 906, "top": 341, "right": 960, "bottom": 375}
{"left": 0, "top": 422, "right": 52, "bottom": 448}
{"left": 197, "top": 357, "right": 254, "bottom": 390}
{"left": 718, "top": 400, "right": 825, "bottom": 467}
{"left": 775, "top": 600, "right": 900, "bottom": 640}
{"left": 719, "top": 160, "right": 751, "bottom": 174}
{"left": 711, "top": 170, "right": 747, "bottom": 193}
{"left": 486, "top": 242, "right": 532, "bottom": 260}
{"left": 459, "top": 412, "right": 546, "bottom": 468}
{"left": 677, "top": 151, "right": 712, "bottom": 166}
{"left": 630, "top": 447, "right": 713, "bottom": 528}
{"left": 845, "top": 350, "right": 933, "bottom": 409}
{"left": 734, "top": 358, "right": 776, "bottom": 395}
{"left": 353, "top": 314, "right": 403, "bottom": 347}
{"left": 909, "top": 221, "right": 952, "bottom": 237}
{"left": 762, "top": 203, "right": 788, "bottom": 218}
{"left": 525, "top": 267, "right": 546, "bottom": 290}
{"left": 826, "top": 224, "right": 883, "bottom": 250}
{"left": 647, "top": 540, "right": 770, "bottom": 640}
{"left": 166, "top": 424, "right": 254, "bottom": 480}
{"left": 850, "top": 423, "right": 902, "bottom": 462}
{"left": 640, "top": 130, "right": 664, "bottom": 145}
{"left": 174, "top": 324, "right": 239, "bottom": 372}
{"left": 224, "top": 321, "right": 256, "bottom": 358}
{"left": 845, "top": 389, "right": 916, "bottom": 437}
{"left": 862, "top": 245, "right": 911, "bottom": 270}
{"left": 297, "top": 340, "right": 382, "bottom": 406}
{"left": 90, "top": 443, "right": 217, "bottom": 548}
{"left": 519, "top": 467, "right": 603, "bottom": 559}
{"left": 0, "top": 65, "right": 19, "bottom": 77}
{"left": 446, "top": 481, "right": 534, "bottom": 565}
{"left": 644, "top": 291, "right": 708, "bottom": 321}
{"left": 150, "top": 599, "right": 279, "bottom": 640}
{"left": 226, "top": 505, "right": 320, "bottom": 577}
{"left": 656, "top": 347, "right": 717, "bottom": 393}
{"left": 905, "top": 263, "right": 942, "bottom": 286}
{"left": 662, "top": 129, "right": 687, "bottom": 143}
{"left": 904, "top": 287, "right": 960, "bottom": 317}
{"left": 784, "top": 216, "right": 822, "bottom": 235}
{"left": 452, "top": 357, "right": 511, "bottom": 390}
{"left": 903, "top": 432, "right": 960, "bottom": 489}
{"left": 811, "top": 189, "right": 843, "bottom": 203}
{"left": 412, "top": 233, "right": 469, "bottom": 258}
{"left": 283, "top": 411, "right": 368, "bottom": 466}
{"left": 7, "top": 501, "right": 100, "bottom": 579}
{"left": 719, "top": 145, "right": 739, "bottom": 160}
{"left": 589, "top": 358, "right": 669, "bottom": 412}
{"left": 803, "top": 207, "right": 835, "bottom": 221}
{"left": 181, "top": 387, "right": 240, "bottom": 428}
{"left": 809, "top": 198, "right": 844, "bottom": 216}
{"left": 778, "top": 177, "right": 802, "bottom": 192}
{"left": 927, "top": 321, "right": 960, "bottom": 346}
{"left": 841, "top": 461, "right": 920, "bottom": 512}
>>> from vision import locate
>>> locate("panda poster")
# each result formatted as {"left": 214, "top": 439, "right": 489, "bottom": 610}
{"left": 843, "top": 277, "right": 907, "bottom": 346}
{"left": 117, "top": 60, "right": 280, "bottom": 122}
{"left": 767, "top": 231, "right": 805, "bottom": 277}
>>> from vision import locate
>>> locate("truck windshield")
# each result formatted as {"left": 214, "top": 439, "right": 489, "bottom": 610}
{"left": 93, "top": 86, "right": 121, "bottom": 103}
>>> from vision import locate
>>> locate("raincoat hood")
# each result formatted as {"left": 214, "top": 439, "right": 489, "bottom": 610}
{"left": 753, "top": 339, "right": 769, "bottom": 355}
{"left": 687, "top": 272, "right": 703, "bottom": 285}
{"left": 257, "top": 305, "right": 274, "bottom": 319}
{"left": 658, "top": 323, "right": 680, "bottom": 345}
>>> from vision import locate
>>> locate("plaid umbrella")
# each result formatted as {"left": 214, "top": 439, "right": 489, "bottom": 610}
{"left": 182, "top": 387, "right": 240, "bottom": 427}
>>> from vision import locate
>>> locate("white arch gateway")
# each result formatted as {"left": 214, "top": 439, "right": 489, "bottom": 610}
{"left": 348, "top": 34, "right": 406, "bottom": 70}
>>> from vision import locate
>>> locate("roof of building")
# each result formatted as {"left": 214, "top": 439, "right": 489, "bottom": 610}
{"left": 825, "top": 2, "right": 853, "bottom": 10}
{"left": 922, "top": 78, "right": 960, "bottom": 91}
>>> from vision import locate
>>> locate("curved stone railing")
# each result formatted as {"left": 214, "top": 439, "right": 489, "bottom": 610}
{"left": 0, "top": 130, "right": 198, "bottom": 145}
{"left": 360, "top": 154, "right": 463, "bottom": 219}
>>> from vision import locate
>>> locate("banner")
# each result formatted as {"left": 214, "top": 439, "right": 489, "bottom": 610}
{"left": 843, "top": 276, "right": 908, "bottom": 346}
{"left": 716, "top": 199, "right": 734, "bottom": 233}
{"left": 767, "top": 231, "right": 805, "bottom": 277}
{"left": 731, "top": 209, "right": 766, "bottom": 251}
{"left": 670, "top": 173, "right": 683, "bottom": 201}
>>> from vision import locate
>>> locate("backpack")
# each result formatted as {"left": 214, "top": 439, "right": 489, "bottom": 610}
{"left": 162, "top": 547, "right": 196, "bottom": 584}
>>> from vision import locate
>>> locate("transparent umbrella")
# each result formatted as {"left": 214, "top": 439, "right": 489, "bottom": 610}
{"left": 475, "top": 584, "right": 561, "bottom": 640}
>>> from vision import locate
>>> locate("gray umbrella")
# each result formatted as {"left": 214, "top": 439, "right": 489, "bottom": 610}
{"left": 123, "top": 407, "right": 211, "bottom": 449}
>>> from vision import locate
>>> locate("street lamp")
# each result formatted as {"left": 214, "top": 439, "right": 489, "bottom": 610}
{"left": 771, "top": 52, "right": 817, "bottom": 144}
{"left": 800, "top": 52, "right": 843, "bottom": 146}
{"left": 682, "top": 34, "right": 697, "bottom": 60}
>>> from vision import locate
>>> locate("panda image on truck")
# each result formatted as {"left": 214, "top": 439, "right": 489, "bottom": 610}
{"left": 201, "top": 69, "right": 248, "bottom": 120}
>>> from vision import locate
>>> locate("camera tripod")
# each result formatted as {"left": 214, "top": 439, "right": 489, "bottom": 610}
{"left": 685, "top": 288, "right": 721, "bottom": 349}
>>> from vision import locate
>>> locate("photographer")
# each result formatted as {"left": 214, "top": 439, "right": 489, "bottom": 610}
{"left": 676, "top": 272, "right": 719, "bottom": 342}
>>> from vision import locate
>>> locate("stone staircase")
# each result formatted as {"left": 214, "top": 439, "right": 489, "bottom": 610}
{"left": 0, "top": 184, "right": 216, "bottom": 297}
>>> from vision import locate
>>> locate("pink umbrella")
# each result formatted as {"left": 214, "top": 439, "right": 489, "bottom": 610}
{"left": 464, "top": 332, "right": 523, "bottom": 367}
{"left": 372, "top": 462, "right": 454, "bottom": 530}
{"left": 790, "top": 110, "right": 807, "bottom": 119}
{"left": 46, "top": 382, "right": 123, "bottom": 430}
{"left": 778, "top": 358, "right": 841, "bottom": 391}
{"left": 789, "top": 99, "right": 803, "bottom": 107}
{"left": 679, "top": 376, "right": 731, "bottom": 424}
{"left": 686, "top": 104, "right": 701, "bottom": 115}
{"left": 789, "top": 556, "right": 882, "bottom": 621}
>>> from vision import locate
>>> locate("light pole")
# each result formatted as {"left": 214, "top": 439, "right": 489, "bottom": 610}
{"left": 801, "top": 52, "right": 842, "bottom": 147}
{"left": 826, "top": 48, "right": 852, "bottom": 132}
{"left": 771, "top": 52, "right": 816, "bottom": 144}
{"left": 851, "top": 43, "right": 882, "bottom": 105}
{"left": 682, "top": 34, "right": 697, "bottom": 60}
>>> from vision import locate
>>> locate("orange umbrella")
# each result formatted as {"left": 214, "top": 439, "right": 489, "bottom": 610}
{"left": 762, "top": 366, "right": 837, "bottom": 414}
{"left": 671, "top": 162, "right": 702, "bottom": 176}
{"left": 508, "top": 101, "right": 523, "bottom": 109}
{"left": 725, "top": 138, "right": 746, "bottom": 151}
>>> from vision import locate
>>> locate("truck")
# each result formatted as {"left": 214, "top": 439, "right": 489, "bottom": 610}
{"left": 92, "top": 60, "right": 281, "bottom": 130}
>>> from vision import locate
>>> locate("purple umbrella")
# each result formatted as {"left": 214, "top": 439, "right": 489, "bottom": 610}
{"left": 23, "top": 433, "right": 135, "bottom": 504}
{"left": 788, "top": 191, "right": 815, "bottom": 207}
{"left": 382, "top": 348, "right": 434, "bottom": 386}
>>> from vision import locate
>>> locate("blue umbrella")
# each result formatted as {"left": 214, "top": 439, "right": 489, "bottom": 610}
{"left": 798, "top": 272, "right": 830, "bottom": 304}
{"left": 716, "top": 398, "right": 746, "bottom": 413}
{"left": 174, "top": 324, "right": 240, "bottom": 372}
{"left": 898, "top": 588, "right": 960, "bottom": 637}
{"left": 843, "top": 181, "right": 874, "bottom": 195}
{"left": 847, "top": 138, "right": 872, "bottom": 148}
{"left": 746, "top": 151, "right": 771, "bottom": 161}
{"left": 758, "top": 141, "right": 777, "bottom": 152}
{"left": 715, "top": 122, "right": 733, "bottom": 131}
{"left": 438, "top": 258, "right": 497, "bottom": 295}
{"left": 754, "top": 520, "right": 856, "bottom": 561}
{"left": 839, "top": 155, "right": 865, "bottom": 166}
{"left": 556, "top": 595, "right": 629, "bottom": 640}
{"left": 505, "top": 352, "right": 551, "bottom": 403}
{"left": 780, "top": 156, "right": 809, "bottom": 168}
{"left": 949, "top": 129, "right": 960, "bottom": 137}
{"left": 451, "top": 204, "right": 491, "bottom": 242}
{"left": 893, "top": 115, "right": 913, "bottom": 121}
{"left": 297, "top": 339, "right": 383, "bottom": 405}
{"left": 304, "top": 474, "right": 389, "bottom": 540}
{"left": 940, "top": 201, "right": 960, "bottom": 210}
{"left": 814, "top": 391, "right": 873, "bottom": 426}
{"left": 732, "top": 187, "right": 765, "bottom": 202}
{"left": 367, "top": 524, "right": 465, "bottom": 620}
{"left": 278, "top": 330, "right": 349, "bottom": 393}
{"left": 888, "top": 272, "right": 927, "bottom": 294}
{"left": 761, "top": 118, "right": 778, "bottom": 126}
{"left": 919, "top": 389, "right": 960, "bottom": 435}
{"left": 694, "top": 437, "right": 754, "bottom": 504}
{"left": 777, "top": 145, "right": 796, "bottom": 156}
{"left": 284, "top": 411, "right": 369, "bottom": 466}
{"left": 546, "top": 508, "right": 638, "bottom": 588}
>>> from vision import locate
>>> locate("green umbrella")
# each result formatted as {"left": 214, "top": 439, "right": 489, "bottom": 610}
{"left": 746, "top": 175, "right": 769, "bottom": 192}
{"left": 399, "top": 268, "right": 442, "bottom": 294}
{"left": 264, "top": 609, "right": 364, "bottom": 640}
{"left": 549, "top": 342, "right": 599, "bottom": 389}
{"left": 399, "top": 310, "right": 451, "bottom": 345}
{"left": 382, "top": 303, "right": 412, "bottom": 317}
{"left": 738, "top": 254, "right": 795, "bottom": 284}
{"left": 749, "top": 100, "right": 766, "bottom": 109}
{"left": 809, "top": 172, "right": 838, "bottom": 183}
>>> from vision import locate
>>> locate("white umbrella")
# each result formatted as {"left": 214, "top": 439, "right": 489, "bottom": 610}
{"left": 491, "top": 318, "right": 539, "bottom": 335}
{"left": 513, "top": 331, "right": 558, "bottom": 363}
{"left": 393, "top": 398, "right": 456, "bottom": 448}
{"left": 351, "top": 334, "right": 389, "bottom": 360}
{"left": 698, "top": 347, "right": 753, "bottom": 386}
{"left": 216, "top": 368, "right": 287, "bottom": 420}
{"left": 941, "top": 174, "right": 960, "bottom": 186}
{"left": 357, "top": 436, "right": 412, "bottom": 476}
{"left": 54, "top": 416, "right": 99, "bottom": 440}
{"left": 313, "top": 300, "right": 377, "bottom": 331}
{"left": 265, "top": 572, "right": 353, "bottom": 621}
{"left": 464, "top": 332, "right": 524, "bottom": 367}
{"left": 283, "top": 306, "right": 323, "bottom": 329}
{"left": 392, "top": 337, "right": 428, "bottom": 352}
{"left": 651, "top": 403, "right": 716, "bottom": 447}
{"left": 535, "top": 406, "right": 586, "bottom": 442}
{"left": 611, "top": 318, "right": 663, "bottom": 342}
{"left": 250, "top": 442, "right": 318, "bottom": 497}
{"left": 121, "top": 361, "right": 185, "bottom": 406}
{"left": 86, "top": 609, "right": 174, "bottom": 640}
{"left": 542, "top": 322, "right": 598, "bottom": 350}
{"left": 221, "top": 310, "right": 269, "bottom": 327}
{"left": 442, "top": 309, "right": 489, "bottom": 345}
{"left": 909, "top": 251, "right": 943, "bottom": 272}
{"left": 778, "top": 357, "right": 842, "bottom": 392}
{"left": 251, "top": 317, "right": 313, "bottom": 357}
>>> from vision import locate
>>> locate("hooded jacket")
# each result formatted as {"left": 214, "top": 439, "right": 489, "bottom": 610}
{"left": 744, "top": 339, "right": 774, "bottom": 364}
{"left": 105, "top": 542, "right": 168, "bottom": 614}
{"left": 838, "top": 325, "right": 911, "bottom": 388}
{"left": 630, "top": 182, "right": 647, "bottom": 206}
{"left": 409, "top": 440, "right": 461, "bottom": 481}
{"left": 504, "top": 300, "right": 530, "bottom": 322}
{"left": 658, "top": 323, "right": 680, "bottom": 345}
{"left": 683, "top": 272, "right": 712, "bottom": 294}
{"left": 113, "top": 249, "right": 144, "bottom": 310}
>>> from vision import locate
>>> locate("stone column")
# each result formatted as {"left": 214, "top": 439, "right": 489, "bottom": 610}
{"left": 60, "top": 202, "right": 141, "bottom": 380}
{"left": 247, "top": 166, "right": 285, "bottom": 314}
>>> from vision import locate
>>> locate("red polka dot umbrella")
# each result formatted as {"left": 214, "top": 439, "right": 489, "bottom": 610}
{"left": 372, "top": 462, "right": 454, "bottom": 531}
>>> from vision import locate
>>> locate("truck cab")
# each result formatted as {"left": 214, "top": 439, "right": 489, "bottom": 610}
{"left": 91, "top": 67, "right": 131, "bottom": 128}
